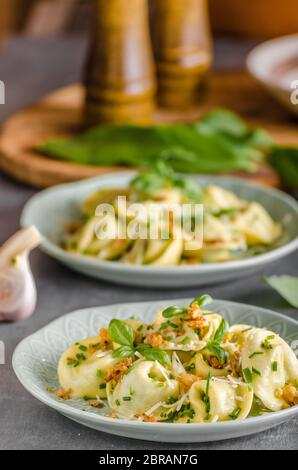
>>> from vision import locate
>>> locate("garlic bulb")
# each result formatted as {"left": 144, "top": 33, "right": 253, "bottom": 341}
{"left": 0, "top": 226, "right": 42, "bottom": 321}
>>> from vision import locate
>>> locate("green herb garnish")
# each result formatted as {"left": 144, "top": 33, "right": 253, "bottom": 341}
{"left": 252, "top": 367, "right": 262, "bottom": 377}
{"left": 272, "top": 361, "right": 278, "bottom": 372}
{"left": 203, "top": 370, "right": 212, "bottom": 416}
{"left": 243, "top": 368, "right": 253, "bottom": 384}
{"left": 249, "top": 351, "right": 264, "bottom": 359}
{"left": 229, "top": 407, "right": 241, "bottom": 420}
{"left": 190, "top": 294, "right": 213, "bottom": 309}
{"left": 162, "top": 306, "right": 187, "bottom": 319}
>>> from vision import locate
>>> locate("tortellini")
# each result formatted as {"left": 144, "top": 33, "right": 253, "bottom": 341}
{"left": 58, "top": 335, "right": 119, "bottom": 399}
{"left": 188, "top": 378, "right": 253, "bottom": 422}
{"left": 241, "top": 328, "right": 298, "bottom": 411}
{"left": 57, "top": 295, "right": 298, "bottom": 423}
{"left": 107, "top": 361, "right": 179, "bottom": 420}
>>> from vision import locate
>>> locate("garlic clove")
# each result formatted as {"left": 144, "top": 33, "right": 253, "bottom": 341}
{"left": 0, "top": 226, "right": 42, "bottom": 322}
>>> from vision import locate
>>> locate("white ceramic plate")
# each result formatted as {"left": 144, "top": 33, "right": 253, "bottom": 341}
{"left": 247, "top": 34, "right": 298, "bottom": 116}
{"left": 21, "top": 172, "right": 298, "bottom": 288}
{"left": 13, "top": 298, "right": 298, "bottom": 443}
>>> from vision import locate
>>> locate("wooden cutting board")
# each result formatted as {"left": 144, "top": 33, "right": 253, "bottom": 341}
{"left": 0, "top": 70, "right": 297, "bottom": 188}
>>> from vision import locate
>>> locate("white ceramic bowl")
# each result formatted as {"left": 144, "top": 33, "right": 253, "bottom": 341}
{"left": 21, "top": 172, "right": 298, "bottom": 288}
{"left": 247, "top": 34, "right": 298, "bottom": 116}
{"left": 12, "top": 298, "right": 298, "bottom": 443}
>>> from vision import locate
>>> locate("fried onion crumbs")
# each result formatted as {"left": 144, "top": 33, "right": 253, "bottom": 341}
{"left": 177, "top": 373, "right": 199, "bottom": 390}
{"left": 136, "top": 413, "right": 158, "bottom": 422}
{"left": 209, "top": 355, "right": 225, "bottom": 369}
{"left": 88, "top": 400, "right": 104, "bottom": 409}
{"left": 105, "top": 357, "right": 133, "bottom": 383}
{"left": 99, "top": 327, "right": 113, "bottom": 350}
{"left": 231, "top": 351, "right": 241, "bottom": 376}
{"left": 282, "top": 384, "right": 298, "bottom": 406}
{"left": 145, "top": 332, "right": 163, "bottom": 348}
{"left": 185, "top": 306, "right": 206, "bottom": 333}
{"left": 108, "top": 410, "right": 117, "bottom": 419}
{"left": 55, "top": 388, "right": 73, "bottom": 400}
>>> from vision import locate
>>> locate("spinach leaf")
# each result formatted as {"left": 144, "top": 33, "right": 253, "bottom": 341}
{"left": 263, "top": 275, "right": 298, "bottom": 308}
{"left": 38, "top": 109, "right": 272, "bottom": 175}
{"left": 268, "top": 147, "right": 298, "bottom": 189}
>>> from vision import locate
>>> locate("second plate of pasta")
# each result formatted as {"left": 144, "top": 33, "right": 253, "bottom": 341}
{"left": 21, "top": 170, "right": 298, "bottom": 287}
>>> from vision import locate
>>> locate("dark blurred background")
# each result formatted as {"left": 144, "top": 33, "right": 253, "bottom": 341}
{"left": 1, "top": 0, "right": 298, "bottom": 45}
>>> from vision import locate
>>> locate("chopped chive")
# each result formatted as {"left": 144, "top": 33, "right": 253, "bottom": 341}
{"left": 67, "top": 360, "right": 80, "bottom": 367}
{"left": 241, "top": 327, "right": 253, "bottom": 333}
{"left": 124, "top": 363, "right": 137, "bottom": 375}
{"left": 76, "top": 353, "right": 86, "bottom": 361}
{"left": 181, "top": 336, "right": 190, "bottom": 345}
{"left": 78, "top": 344, "right": 87, "bottom": 352}
{"left": 252, "top": 367, "right": 262, "bottom": 376}
{"left": 96, "top": 369, "right": 104, "bottom": 378}
{"left": 203, "top": 370, "right": 211, "bottom": 416}
{"left": 157, "top": 382, "right": 164, "bottom": 388}
{"left": 271, "top": 361, "right": 278, "bottom": 372}
{"left": 261, "top": 335, "right": 275, "bottom": 350}
{"left": 83, "top": 395, "right": 92, "bottom": 401}
{"left": 137, "top": 325, "right": 143, "bottom": 332}
{"left": 243, "top": 368, "right": 252, "bottom": 384}
{"left": 165, "top": 335, "right": 173, "bottom": 341}
{"left": 123, "top": 396, "right": 132, "bottom": 401}
{"left": 115, "top": 399, "right": 121, "bottom": 406}
{"left": 229, "top": 407, "right": 241, "bottom": 420}
{"left": 249, "top": 351, "right": 264, "bottom": 358}
{"left": 99, "top": 383, "right": 107, "bottom": 389}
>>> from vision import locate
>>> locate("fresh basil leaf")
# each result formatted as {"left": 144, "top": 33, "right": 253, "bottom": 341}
{"left": 207, "top": 341, "right": 227, "bottom": 363}
{"left": 138, "top": 345, "right": 171, "bottom": 367}
{"left": 112, "top": 345, "right": 135, "bottom": 359}
{"left": 263, "top": 275, "right": 298, "bottom": 308}
{"left": 190, "top": 294, "right": 213, "bottom": 309}
{"left": 213, "top": 318, "right": 229, "bottom": 343}
{"left": 108, "top": 319, "right": 134, "bottom": 346}
{"left": 162, "top": 306, "right": 187, "bottom": 318}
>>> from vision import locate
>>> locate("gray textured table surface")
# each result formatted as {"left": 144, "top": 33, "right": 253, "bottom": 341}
{"left": 0, "top": 36, "right": 297, "bottom": 451}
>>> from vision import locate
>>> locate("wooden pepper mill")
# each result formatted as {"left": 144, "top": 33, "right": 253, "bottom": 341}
{"left": 84, "top": 0, "right": 156, "bottom": 126}
{"left": 150, "top": 0, "right": 212, "bottom": 109}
